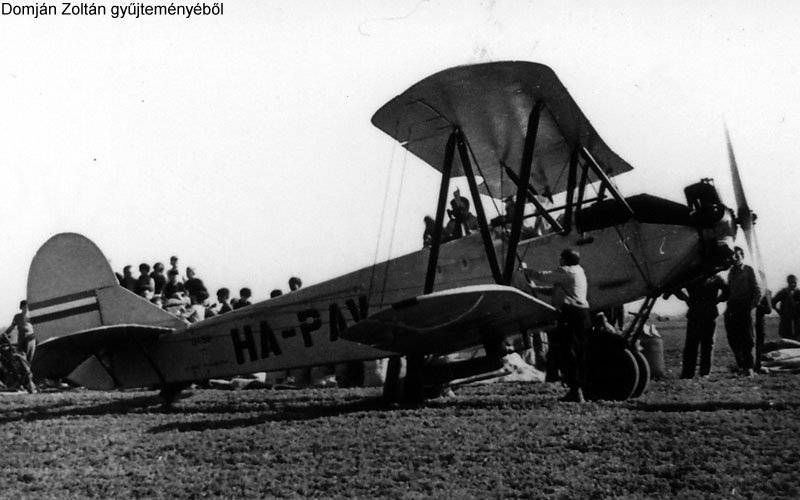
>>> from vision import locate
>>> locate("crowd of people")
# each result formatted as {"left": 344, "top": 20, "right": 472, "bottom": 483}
{"left": 114, "top": 254, "right": 302, "bottom": 324}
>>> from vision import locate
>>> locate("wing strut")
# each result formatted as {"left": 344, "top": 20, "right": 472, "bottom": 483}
{"left": 581, "top": 147, "right": 634, "bottom": 216}
{"left": 575, "top": 160, "right": 590, "bottom": 213}
{"left": 501, "top": 165, "right": 563, "bottom": 233}
{"left": 562, "top": 148, "right": 580, "bottom": 233}
{"left": 456, "top": 130, "right": 503, "bottom": 284}
{"left": 502, "top": 103, "right": 544, "bottom": 284}
{"left": 424, "top": 131, "right": 457, "bottom": 294}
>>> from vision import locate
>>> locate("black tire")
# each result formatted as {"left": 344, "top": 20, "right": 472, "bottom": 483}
{"left": 628, "top": 348, "right": 651, "bottom": 398}
{"left": 585, "top": 332, "right": 639, "bottom": 401}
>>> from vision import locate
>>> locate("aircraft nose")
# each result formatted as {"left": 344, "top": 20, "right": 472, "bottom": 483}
{"left": 703, "top": 206, "right": 737, "bottom": 268}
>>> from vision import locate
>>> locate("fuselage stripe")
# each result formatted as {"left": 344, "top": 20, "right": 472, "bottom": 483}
{"left": 29, "top": 296, "right": 99, "bottom": 318}
{"left": 29, "top": 290, "right": 97, "bottom": 311}
{"left": 30, "top": 303, "right": 100, "bottom": 325}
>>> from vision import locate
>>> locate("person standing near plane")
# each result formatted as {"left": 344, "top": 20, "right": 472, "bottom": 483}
{"left": 184, "top": 267, "right": 207, "bottom": 299}
{"left": 672, "top": 274, "right": 729, "bottom": 378}
{"left": 755, "top": 280, "right": 772, "bottom": 372}
{"left": 120, "top": 265, "right": 137, "bottom": 292}
{"left": 4, "top": 300, "right": 35, "bottom": 363}
{"left": 162, "top": 269, "right": 185, "bottom": 300}
{"left": 150, "top": 262, "right": 167, "bottom": 298}
{"left": 169, "top": 255, "right": 183, "bottom": 283}
{"left": 523, "top": 248, "right": 590, "bottom": 402}
{"left": 134, "top": 263, "right": 156, "bottom": 300}
{"left": 771, "top": 274, "right": 800, "bottom": 340}
{"left": 724, "top": 246, "right": 761, "bottom": 376}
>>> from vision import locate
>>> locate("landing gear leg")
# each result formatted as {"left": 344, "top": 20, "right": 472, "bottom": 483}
{"left": 382, "top": 356, "right": 402, "bottom": 403}
{"left": 403, "top": 353, "right": 425, "bottom": 406}
{"left": 159, "top": 382, "right": 190, "bottom": 410}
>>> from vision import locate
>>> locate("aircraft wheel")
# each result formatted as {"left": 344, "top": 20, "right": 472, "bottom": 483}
{"left": 628, "top": 348, "right": 651, "bottom": 399}
{"left": 585, "top": 332, "right": 639, "bottom": 401}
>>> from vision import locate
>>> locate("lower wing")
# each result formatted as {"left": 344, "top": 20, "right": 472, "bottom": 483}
{"left": 340, "top": 284, "right": 557, "bottom": 355}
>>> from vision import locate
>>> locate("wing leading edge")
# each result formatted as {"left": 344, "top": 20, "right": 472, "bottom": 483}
{"left": 371, "top": 61, "right": 633, "bottom": 199}
{"left": 339, "top": 285, "right": 557, "bottom": 355}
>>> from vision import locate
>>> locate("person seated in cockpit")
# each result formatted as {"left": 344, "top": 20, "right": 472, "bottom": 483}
{"left": 499, "top": 196, "right": 539, "bottom": 240}
{"left": 441, "top": 189, "right": 478, "bottom": 243}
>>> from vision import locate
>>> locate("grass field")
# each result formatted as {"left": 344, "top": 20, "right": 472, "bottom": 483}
{"left": 1, "top": 318, "right": 799, "bottom": 499}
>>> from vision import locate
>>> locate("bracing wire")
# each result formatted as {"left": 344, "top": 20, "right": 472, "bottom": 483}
{"left": 378, "top": 127, "right": 411, "bottom": 307}
{"left": 367, "top": 121, "right": 400, "bottom": 299}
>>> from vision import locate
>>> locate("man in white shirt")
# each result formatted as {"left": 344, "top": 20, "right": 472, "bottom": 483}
{"left": 523, "top": 248, "right": 590, "bottom": 402}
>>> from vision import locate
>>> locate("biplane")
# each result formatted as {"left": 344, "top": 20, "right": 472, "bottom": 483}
{"left": 29, "top": 61, "right": 755, "bottom": 405}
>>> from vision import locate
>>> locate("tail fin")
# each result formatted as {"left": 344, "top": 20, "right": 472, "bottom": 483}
{"left": 27, "top": 233, "right": 184, "bottom": 342}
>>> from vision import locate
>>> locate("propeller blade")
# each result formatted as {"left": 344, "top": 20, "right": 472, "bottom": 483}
{"left": 725, "top": 126, "right": 754, "bottom": 256}
{"left": 753, "top": 228, "right": 768, "bottom": 290}
{"left": 725, "top": 126, "right": 767, "bottom": 289}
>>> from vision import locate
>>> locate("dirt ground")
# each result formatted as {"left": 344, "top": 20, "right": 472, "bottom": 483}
{"left": 1, "top": 317, "right": 799, "bottom": 499}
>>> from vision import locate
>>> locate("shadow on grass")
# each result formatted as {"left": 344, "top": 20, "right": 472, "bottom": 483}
{"left": 0, "top": 394, "right": 164, "bottom": 425}
{"left": 633, "top": 400, "right": 800, "bottom": 412}
{"left": 147, "top": 396, "right": 400, "bottom": 433}
{"left": 146, "top": 391, "right": 565, "bottom": 433}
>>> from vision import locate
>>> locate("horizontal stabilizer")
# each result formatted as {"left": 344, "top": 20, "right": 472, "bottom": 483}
{"left": 32, "top": 324, "right": 171, "bottom": 386}
{"left": 340, "top": 285, "right": 556, "bottom": 355}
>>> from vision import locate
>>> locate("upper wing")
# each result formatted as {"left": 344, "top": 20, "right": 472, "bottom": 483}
{"left": 371, "top": 61, "right": 633, "bottom": 199}
{"left": 339, "top": 284, "right": 557, "bottom": 355}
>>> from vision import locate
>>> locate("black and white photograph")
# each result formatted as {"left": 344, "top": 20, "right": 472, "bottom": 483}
{"left": 1, "top": 1, "right": 799, "bottom": 497}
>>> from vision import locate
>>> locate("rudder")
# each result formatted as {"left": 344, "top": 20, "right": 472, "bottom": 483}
{"left": 27, "top": 233, "right": 184, "bottom": 342}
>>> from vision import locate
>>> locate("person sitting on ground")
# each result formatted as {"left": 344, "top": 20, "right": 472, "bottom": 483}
{"left": 442, "top": 189, "right": 479, "bottom": 243}
{"left": 234, "top": 288, "right": 253, "bottom": 309}
{"left": 270, "top": 289, "right": 283, "bottom": 298}
{"left": 162, "top": 269, "right": 185, "bottom": 300}
{"left": 184, "top": 291, "right": 209, "bottom": 323}
{"left": 592, "top": 312, "right": 619, "bottom": 336}
{"left": 3, "top": 300, "right": 36, "bottom": 363}
{"left": 150, "top": 262, "right": 167, "bottom": 298}
{"left": 163, "top": 294, "right": 187, "bottom": 317}
{"left": 289, "top": 277, "right": 302, "bottom": 291}
{"left": 134, "top": 263, "right": 156, "bottom": 300}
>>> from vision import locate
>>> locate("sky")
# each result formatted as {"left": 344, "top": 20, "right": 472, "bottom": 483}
{"left": 1, "top": 0, "right": 799, "bottom": 323}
